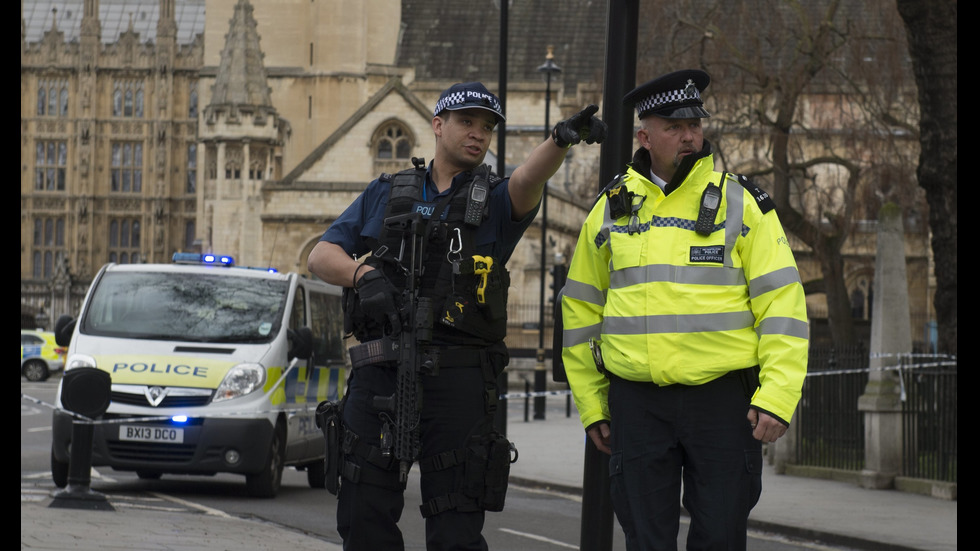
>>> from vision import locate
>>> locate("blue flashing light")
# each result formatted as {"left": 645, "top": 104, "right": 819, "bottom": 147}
{"left": 171, "top": 415, "right": 189, "bottom": 424}
{"left": 172, "top": 252, "right": 235, "bottom": 266}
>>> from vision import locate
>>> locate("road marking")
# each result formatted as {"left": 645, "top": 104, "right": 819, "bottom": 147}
{"left": 149, "top": 491, "right": 234, "bottom": 518}
{"left": 498, "top": 528, "right": 578, "bottom": 549}
{"left": 512, "top": 485, "right": 582, "bottom": 502}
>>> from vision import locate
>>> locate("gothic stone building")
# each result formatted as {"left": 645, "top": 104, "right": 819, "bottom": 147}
{"left": 21, "top": 0, "right": 933, "bottom": 350}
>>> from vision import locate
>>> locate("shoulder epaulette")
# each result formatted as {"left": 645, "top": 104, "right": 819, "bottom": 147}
{"left": 594, "top": 173, "right": 626, "bottom": 206}
{"left": 487, "top": 172, "right": 503, "bottom": 188}
{"left": 733, "top": 174, "right": 775, "bottom": 214}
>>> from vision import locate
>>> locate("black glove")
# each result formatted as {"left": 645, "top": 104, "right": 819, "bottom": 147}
{"left": 552, "top": 104, "right": 607, "bottom": 148}
{"left": 356, "top": 268, "right": 401, "bottom": 333}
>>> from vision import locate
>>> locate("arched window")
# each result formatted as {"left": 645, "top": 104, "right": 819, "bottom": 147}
{"left": 48, "top": 83, "right": 58, "bottom": 115}
{"left": 109, "top": 218, "right": 142, "bottom": 263}
{"left": 37, "top": 86, "right": 46, "bottom": 116}
{"left": 32, "top": 216, "right": 66, "bottom": 279}
{"left": 35, "top": 140, "right": 67, "bottom": 191}
{"left": 189, "top": 86, "right": 198, "bottom": 118}
{"left": 135, "top": 88, "right": 144, "bottom": 117}
{"left": 113, "top": 80, "right": 144, "bottom": 118}
{"left": 111, "top": 142, "right": 144, "bottom": 193}
{"left": 374, "top": 122, "right": 413, "bottom": 160}
{"left": 60, "top": 86, "right": 69, "bottom": 116}
{"left": 187, "top": 144, "right": 197, "bottom": 193}
{"left": 372, "top": 120, "right": 415, "bottom": 174}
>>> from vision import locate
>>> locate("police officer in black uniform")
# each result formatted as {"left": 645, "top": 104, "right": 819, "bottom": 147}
{"left": 307, "top": 82, "right": 606, "bottom": 551}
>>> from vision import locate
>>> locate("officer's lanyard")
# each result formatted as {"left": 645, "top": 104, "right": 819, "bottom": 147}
{"left": 422, "top": 170, "right": 456, "bottom": 202}
{"left": 422, "top": 173, "right": 432, "bottom": 201}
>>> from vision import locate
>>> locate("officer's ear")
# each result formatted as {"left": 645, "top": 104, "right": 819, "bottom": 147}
{"left": 635, "top": 126, "right": 652, "bottom": 149}
{"left": 432, "top": 112, "right": 448, "bottom": 136}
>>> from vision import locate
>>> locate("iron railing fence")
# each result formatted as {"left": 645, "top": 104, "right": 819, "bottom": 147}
{"left": 899, "top": 353, "right": 958, "bottom": 483}
{"left": 796, "top": 345, "right": 957, "bottom": 485}
{"left": 795, "top": 344, "right": 868, "bottom": 471}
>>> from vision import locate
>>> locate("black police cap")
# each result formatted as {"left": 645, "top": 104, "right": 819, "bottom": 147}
{"left": 623, "top": 69, "right": 711, "bottom": 120}
{"left": 433, "top": 82, "right": 505, "bottom": 124}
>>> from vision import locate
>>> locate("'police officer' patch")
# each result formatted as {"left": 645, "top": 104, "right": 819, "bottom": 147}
{"left": 690, "top": 245, "right": 724, "bottom": 263}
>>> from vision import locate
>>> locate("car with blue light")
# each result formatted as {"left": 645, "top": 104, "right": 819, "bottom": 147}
{"left": 21, "top": 329, "right": 66, "bottom": 382}
{"left": 50, "top": 253, "right": 348, "bottom": 497}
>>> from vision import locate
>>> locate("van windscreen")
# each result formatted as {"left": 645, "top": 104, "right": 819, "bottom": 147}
{"left": 81, "top": 271, "right": 289, "bottom": 343}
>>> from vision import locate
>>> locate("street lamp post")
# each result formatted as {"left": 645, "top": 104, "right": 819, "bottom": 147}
{"left": 535, "top": 46, "right": 561, "bottom": 420}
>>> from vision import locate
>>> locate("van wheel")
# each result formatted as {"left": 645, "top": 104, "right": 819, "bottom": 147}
{"left": 305, "top": 460, "right": 326, "bottom": 489}
{"left": 23, "top": 360, "right": 50, "bottom": 382}
{"left": 246, "top": 422, "right": 285, "bottom": 498}
{"left": 51, "top": 447, "right": 68, "bottom": 488}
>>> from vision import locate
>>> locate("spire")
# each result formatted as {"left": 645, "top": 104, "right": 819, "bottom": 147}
{"left": 210, "top": 0, "right": 272, "bottom": 109}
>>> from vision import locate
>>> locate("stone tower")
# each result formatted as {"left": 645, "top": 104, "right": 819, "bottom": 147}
{"left": 198, "top": 0, "right": 288, "bottom": 266}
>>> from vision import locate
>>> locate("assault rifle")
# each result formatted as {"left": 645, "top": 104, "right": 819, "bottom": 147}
{"left": 372, "top": 211, "right": 440, "bottom": 484}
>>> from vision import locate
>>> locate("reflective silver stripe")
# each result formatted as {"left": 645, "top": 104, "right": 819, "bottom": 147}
{"left": 564, "top": 322, "right": 602, "bottom": 347}
{"left": 723, "top": 173, "right": 743, "bottom": 268}
{"left": 757, "top": 316, "right": 809, "bottom": 339}
{"left": 563, "top": 278, "right": 606, "bottom": 306}
{"left": 595, "top": 199, "right": 615, "bottom": 253}
{"left": 611, "top": 263, "right": 746, "bottom": 289}
{"left": 603, "top": 310, "right": 756, "bottom": 335}
{"left": 749, "top": 266, "right": 802, "bottom": 299}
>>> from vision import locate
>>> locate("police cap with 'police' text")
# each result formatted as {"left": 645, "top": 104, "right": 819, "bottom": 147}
{"left": 623, "top": 69, "right": 711, "bottom": 120}
{"left": 433, "top": 82, "right": 505, "bottom": 124}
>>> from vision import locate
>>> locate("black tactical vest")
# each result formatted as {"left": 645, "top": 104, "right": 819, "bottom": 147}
{"left": 347, "top": 161, "right": 510, "bottom": 346}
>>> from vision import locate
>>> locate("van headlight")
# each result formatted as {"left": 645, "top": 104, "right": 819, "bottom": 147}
{"left": 213, "top": 363, "right": 266, "bottom": 402}
{"left": 65, "top": 354, "right": 97, "bottom": 370}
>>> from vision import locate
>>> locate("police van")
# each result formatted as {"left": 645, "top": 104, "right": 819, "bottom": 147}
{"left": 50, "top": 253, "right": 347, "bottom": 498}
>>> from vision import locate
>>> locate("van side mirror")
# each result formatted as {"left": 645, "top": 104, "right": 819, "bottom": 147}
{"left": 54, "top": 315, "right": 76, "bottom": 348}
{"left": 288, "top": 327, "right": 314, "bottom": 360}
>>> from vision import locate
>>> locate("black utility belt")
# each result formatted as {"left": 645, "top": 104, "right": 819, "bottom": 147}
{"left": 349, "top": 339, "right": 486, "bottom": 369}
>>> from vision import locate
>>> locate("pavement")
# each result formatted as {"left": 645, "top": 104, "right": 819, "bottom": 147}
{"left": 22, "top": 393, "right": 956, "bottom": 551}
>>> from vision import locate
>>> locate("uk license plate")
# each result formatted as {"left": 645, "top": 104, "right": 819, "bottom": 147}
{"left": 119, "top": 425, "right": 184, "bottom": 444}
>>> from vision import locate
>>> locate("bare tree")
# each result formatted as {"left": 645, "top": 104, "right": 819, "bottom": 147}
{"left": 636, "top": 0, "right": 924, "bottom": 345}
{"left": 895, "top": 0, "right": 957, "bottom": 354}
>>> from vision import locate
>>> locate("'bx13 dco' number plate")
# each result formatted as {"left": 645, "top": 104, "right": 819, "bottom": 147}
{"left": 119, "top": 425, "right": 184, "bottom": 444}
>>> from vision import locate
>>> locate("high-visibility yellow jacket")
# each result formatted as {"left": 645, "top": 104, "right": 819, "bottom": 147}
{"left": 561, "top": 150, "right": 808, "bottom": 430}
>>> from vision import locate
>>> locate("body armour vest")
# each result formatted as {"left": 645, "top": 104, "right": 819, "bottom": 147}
{"left": 345, "top": 161, "right": 511, "bottom": 346}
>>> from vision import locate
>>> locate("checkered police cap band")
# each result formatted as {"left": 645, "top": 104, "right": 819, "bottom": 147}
{"left": 433, "top": 82, "right": 505, "bottom": 122}
{"left": 635, "top": 79, "right": 702, "bottom": 117}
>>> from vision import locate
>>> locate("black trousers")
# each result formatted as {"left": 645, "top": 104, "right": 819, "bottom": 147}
{"left": 607, "top": 370, "right": 763, "bottom": 551}
{"left": 336, "top": 362, "right": 492, "bottom": 551}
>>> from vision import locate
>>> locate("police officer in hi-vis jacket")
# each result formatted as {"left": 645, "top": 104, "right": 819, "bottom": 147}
{"left": 561, "top": 69, "right": 808, "bottom": 550}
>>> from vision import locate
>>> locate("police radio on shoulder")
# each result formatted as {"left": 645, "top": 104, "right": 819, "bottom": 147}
{"left": 464, "top": 176, "right": 490, "bottom": 226}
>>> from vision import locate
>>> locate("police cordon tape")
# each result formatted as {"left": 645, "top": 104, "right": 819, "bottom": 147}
{"left": 22, "top": 353, "right": 955, "bottom": 424}
{"left": 19, "top": 389, "right": 573, "bottom": 425}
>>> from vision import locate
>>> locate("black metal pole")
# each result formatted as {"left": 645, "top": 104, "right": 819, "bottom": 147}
{"left": 494, "top": 0, "right": 509, "bottom": 438}
{"left": 534, "top": 69, "right": 552, "bottom": 421}
{"left": 580, "top": 1, "right": 638, "bottom": 550}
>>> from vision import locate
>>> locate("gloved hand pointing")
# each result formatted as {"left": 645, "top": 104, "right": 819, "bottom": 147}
{"left": 356, "top": 268, "right": 402, "bottom": 334}
{"left": 552, "top": 104, "right": 607, "bottom": 148}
